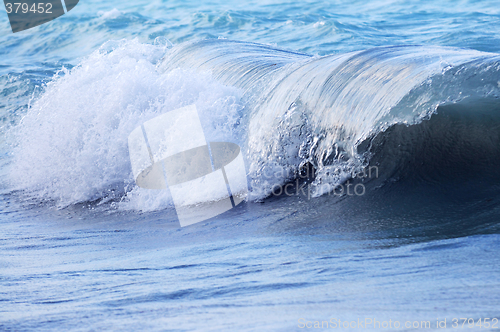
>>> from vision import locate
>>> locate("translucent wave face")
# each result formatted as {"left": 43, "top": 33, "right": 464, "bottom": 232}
{"left": 160, "top": 40, "right": 500, "bottom": 199}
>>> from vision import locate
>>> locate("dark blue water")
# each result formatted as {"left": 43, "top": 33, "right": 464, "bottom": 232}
{"left": 1, "top": 0, "right": 500, "bottom": 330}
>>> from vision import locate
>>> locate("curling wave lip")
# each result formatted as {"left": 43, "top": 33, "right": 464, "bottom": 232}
{"left": 128, "top": 104, "right": 248, "bottom": 227}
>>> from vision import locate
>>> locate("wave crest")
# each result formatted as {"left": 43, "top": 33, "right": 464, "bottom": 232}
{"left": 7, "top": 39, "right": 500, "bottom": 209}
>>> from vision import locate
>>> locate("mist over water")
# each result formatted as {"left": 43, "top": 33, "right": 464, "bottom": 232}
{"left": 1, "top": 0, "right": 500, "bottom": 330}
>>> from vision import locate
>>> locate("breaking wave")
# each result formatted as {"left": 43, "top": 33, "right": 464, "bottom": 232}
{"left": 6, "top": 39, "right": 500, "bottom": 211}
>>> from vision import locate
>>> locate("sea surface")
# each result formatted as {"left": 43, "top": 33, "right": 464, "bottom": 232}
{"left": 1, "top": 0, "right": 500, "bottom": 331}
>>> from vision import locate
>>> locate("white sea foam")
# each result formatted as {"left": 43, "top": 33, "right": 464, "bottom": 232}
{"left": 9, "top": 39, "right": 244, "bottom": 211}
{"left": 97, "top": 8, "right": 122, "bottom": 20}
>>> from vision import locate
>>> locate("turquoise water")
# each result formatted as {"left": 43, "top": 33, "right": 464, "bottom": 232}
{"left": 1, "top": 0, "right": 500, "bottom": 330}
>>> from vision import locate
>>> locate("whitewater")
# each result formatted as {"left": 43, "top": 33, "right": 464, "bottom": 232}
{"left": 1, "top": 0, "right": 500, "bottom": 330}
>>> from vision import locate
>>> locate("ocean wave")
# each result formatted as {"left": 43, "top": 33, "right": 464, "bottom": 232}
{"left": 6, "top": 39, "right": 500, "bottom": 211}
{"left": 160, "top": 40, "right": 500, "bottom": 198}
